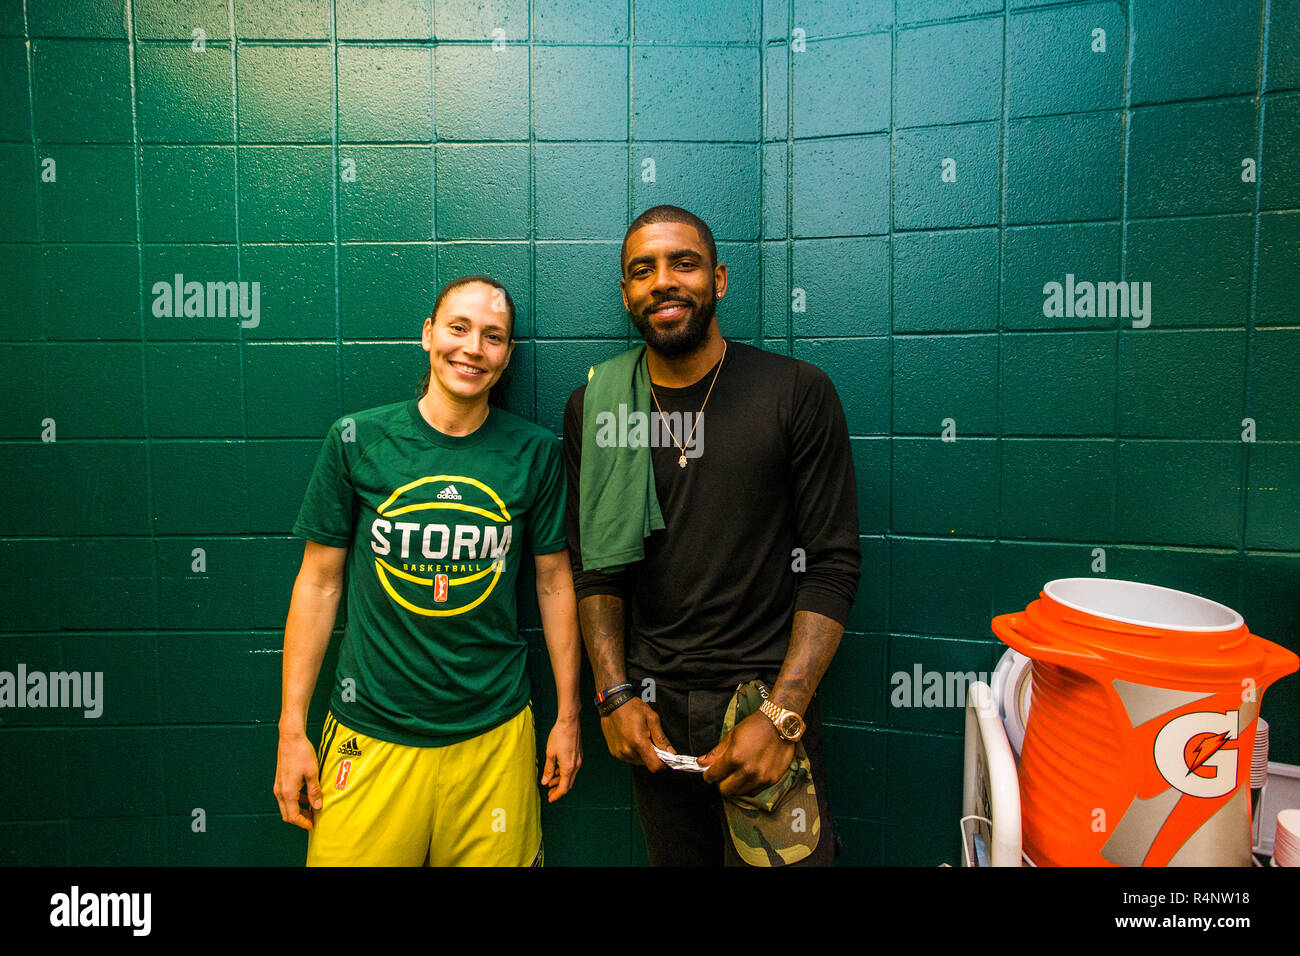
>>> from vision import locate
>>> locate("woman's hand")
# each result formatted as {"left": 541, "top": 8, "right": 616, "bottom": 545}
{"left": 274, "top": 731, "right": 323, "bottom": 830}
{"left": 540, "top": 714, "right": 583, "bottom": 803}
{"left": 276, "top": 540, "right": 346, "bottom": 830}
{"left": 534, "top": 549, "right": 584, "bottom": 803}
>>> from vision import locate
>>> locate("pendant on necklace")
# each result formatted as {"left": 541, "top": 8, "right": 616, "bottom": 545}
{"left": 678, "top": 454, "right": 687, "bottom": 468}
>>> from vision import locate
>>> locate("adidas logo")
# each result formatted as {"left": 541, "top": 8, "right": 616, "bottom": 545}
{"left": 436, "top": 484, "right": 462, "bottom": 501}
{"left": 336, "top": 736, "right": 362, "bottom": 757}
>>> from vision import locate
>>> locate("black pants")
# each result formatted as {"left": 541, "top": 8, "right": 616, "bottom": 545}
{"left": 628, "top": 676, "right": 836, "bottom": 867}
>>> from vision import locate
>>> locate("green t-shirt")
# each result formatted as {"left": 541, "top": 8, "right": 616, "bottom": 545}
{"left": 292, "top": 399, "right": 567, "bottom": 747}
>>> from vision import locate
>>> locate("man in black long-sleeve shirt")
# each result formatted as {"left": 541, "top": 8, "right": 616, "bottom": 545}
{"left": 562, "top": 205, "right": 861, "bottom": 866}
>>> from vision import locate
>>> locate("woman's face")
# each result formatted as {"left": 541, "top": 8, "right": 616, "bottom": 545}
{"left": 421, "top": 282, "right": 514, "bottom": 403}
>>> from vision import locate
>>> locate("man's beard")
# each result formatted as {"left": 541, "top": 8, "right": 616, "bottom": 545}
{"left": 630, "top": 287, "right": 716, "bottom": 358}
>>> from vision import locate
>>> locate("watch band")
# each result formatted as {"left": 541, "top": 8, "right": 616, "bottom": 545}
{"left": 759, "top": 697, "right": 806, "bottom": 741}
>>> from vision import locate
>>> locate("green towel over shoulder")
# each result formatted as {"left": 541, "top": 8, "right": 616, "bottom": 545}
{"left": 579, "top": 345, "right": 665, "bottom": 572}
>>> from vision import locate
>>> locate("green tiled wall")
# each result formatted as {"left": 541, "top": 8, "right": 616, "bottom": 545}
{"left": 1, "top": 0, "right": 1297, "bottom": 868}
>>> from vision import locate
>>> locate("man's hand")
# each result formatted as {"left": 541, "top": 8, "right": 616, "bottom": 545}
{"left": 600, "top": 697, "right": 674, "bottom": 771}
{"left": 698, "top": 712, "right": 795, "bottom": 797}
{"left": 274, "top": 732, "right": 323, "bottom": 831}
{"left": 541, "top": 714, "right": 583, "bottom": 803}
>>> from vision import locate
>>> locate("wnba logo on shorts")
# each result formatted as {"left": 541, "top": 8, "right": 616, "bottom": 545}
{"left": 435, "top": 574, "right": 448, "bottom": 602}
{"left": 335, "top": 759, "right": 352, "bottom": 791}
{"left": 1153, "top": 709, "right": 1240, "bottom": 799}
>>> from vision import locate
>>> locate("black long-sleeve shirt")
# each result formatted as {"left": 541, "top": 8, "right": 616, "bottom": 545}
{"left": 562, "top": 340, "right": 861, "bottom": 690}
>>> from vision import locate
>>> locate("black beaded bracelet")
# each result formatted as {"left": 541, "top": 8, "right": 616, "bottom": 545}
{"left": 596, "top": 687, "right": 636, "bottom": 718}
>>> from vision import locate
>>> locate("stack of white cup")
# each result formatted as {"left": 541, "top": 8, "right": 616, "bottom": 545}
{"left": 1251, "top": 718, "right": 1270, "bottom": 789}
{"left": 1273, "top": 809, "right": 1300, "bottom": 867}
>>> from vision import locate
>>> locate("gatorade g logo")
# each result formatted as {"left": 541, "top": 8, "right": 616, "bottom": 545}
{"left": 1153, "top": 709, "right": 1240, "bottom": 798}
{"left": 368, "top": 475, "right": 513, "bottom": 617}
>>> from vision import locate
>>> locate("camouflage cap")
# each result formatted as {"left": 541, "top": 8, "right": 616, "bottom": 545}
{"left": 720, "top": 679, "right": 821, "bottom": 866}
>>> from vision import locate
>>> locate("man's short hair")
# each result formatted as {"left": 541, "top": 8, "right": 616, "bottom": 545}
{"left": 621, "top": 205, "right": 718, "bottom": 273}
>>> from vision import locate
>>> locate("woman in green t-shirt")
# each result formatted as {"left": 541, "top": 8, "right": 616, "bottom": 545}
{"left": 273, "top": 276, "right": 583, "bottom": 866}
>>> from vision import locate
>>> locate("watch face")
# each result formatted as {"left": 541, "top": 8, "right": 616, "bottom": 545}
{"left": 779, "top": 714, "right": 804, "bottom": 739}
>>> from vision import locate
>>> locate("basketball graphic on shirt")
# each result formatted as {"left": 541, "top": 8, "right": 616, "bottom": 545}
{"left": 367, "top": 475, "right": 514, "bottom": 617}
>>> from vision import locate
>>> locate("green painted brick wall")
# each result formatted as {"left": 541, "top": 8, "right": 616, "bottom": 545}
{"left": 1, "top": 0, "right": 1297, "bottom": 867}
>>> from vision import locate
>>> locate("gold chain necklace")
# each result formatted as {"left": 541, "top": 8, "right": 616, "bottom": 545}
{"left": 649, "top": 341, "right": 727, "bottom": 468}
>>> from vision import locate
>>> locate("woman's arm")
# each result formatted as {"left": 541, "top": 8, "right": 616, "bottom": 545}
{"left": 534, "top": 548, "right": 583, "bottom": 802}
{"left": 274, "top": 540, "right": 348, "bottom": 830}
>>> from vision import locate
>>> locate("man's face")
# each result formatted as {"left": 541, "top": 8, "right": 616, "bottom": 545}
{"left": 621, "top": 221, "right": 726, "bottom": 358}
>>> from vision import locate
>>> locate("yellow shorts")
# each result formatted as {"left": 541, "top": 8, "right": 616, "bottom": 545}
{"left": 306, "top": 704, "right": 543, "bottom": 867}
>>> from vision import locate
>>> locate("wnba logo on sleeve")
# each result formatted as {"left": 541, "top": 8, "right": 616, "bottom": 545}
{"left": 1153, "top": 709, "right": 1241, "bottom": 799}
{"left": 367, "top": 475, "right": 513, "bottom": 617}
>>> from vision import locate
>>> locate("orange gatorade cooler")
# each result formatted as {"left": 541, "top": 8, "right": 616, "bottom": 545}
{"left": 992, "top": 578, "right": 1298, "bottom": 867}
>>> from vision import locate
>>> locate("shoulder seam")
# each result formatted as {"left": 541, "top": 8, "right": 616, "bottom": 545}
{"left": 341, "top": 403, "right": 419, "bottom": 469}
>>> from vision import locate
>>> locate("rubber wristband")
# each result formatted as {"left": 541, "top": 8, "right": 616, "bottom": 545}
{"left": 596, "top": 688, "right": 636, "bottom": 718}
{"left": 596, "top": 681, "right": 633, "bottom": 704}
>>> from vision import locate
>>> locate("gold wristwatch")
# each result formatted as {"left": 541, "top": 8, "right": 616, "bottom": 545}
{"left": 759, "top": 698, "right": 806, "bottom": 742}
